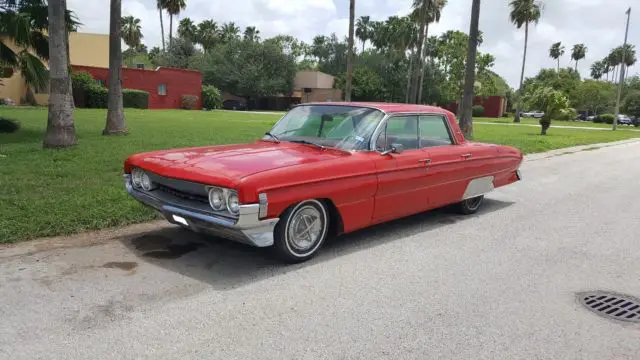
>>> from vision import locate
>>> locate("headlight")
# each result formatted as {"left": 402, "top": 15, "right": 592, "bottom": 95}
{"left": 227, "top": 192, "right": 239, "bottom": 215}
{"left": 131, "top": 168, "right": 143, "bottom": 188}
{"left": 141, "top": 172, "right": 155, "bottom": 191}
{"left": 208, "top": 187, "right": 225, "bottom": 211}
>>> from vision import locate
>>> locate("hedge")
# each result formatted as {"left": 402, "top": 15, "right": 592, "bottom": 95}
{"left": 472, "top": 105, "right": 485, "bottom": 117}
{"left": 600, "top": 114, "right": 615, "bottom": 124}
{"left": 202, "top": 85, "right": 222, "bottom": 109}
{"left": 85, "top": 87, "right": 149, "bottom": 109}
{"left": 180, "top": 95, "right": 199, "bottom": 110}
{"left": 123, "top": 89, "right": 149, "bottom": 109}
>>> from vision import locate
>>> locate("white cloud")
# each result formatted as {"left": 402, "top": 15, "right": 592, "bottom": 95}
{"left": 66, "top": 0, "right": 640, "bottom": 87}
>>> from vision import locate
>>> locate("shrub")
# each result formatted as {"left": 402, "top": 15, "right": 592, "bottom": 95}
{"left": 600, "top": 113, "right": 615, "bottom": 124}
{"left": 86, "top": 86, "right": 108, "bottom": 108}
{"left": 202, "top": 85, "right": 222, "bottom": 109}
{"left": 621, "top": 90, "right": 640, "bottom": 120}
{"left": 180, "top": 95, "right": 199, "bottom": 110}
{"left": 593, "top": 116, "right": 604, "bottom": 123}
{"left": 502, "top": 111, "right": 511, "bottom": 118}
{"left": 123, "top": 89, "right": 149, "bottom": 109}
{"left": 0, "top": 117, "right": 20, "bottom": 133}
{"left": 71, "top": 71, "right": 97, "bottom": 91}
{"left": 472, "top": 105, "right": 485, "bottom": 117}
{"left": 555, "top": 107, "right": 578, "bottom": 121}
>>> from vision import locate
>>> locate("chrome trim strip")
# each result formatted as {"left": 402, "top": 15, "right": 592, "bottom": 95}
{"left": 124, "top": 175, "right": 279, "bottom": 247}
{"left": 258, "top": 193, "right": 268, "bottom": 218}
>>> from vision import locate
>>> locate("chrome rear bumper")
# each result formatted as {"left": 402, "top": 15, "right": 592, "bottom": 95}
{"left": 124, "top": 175, "right": 279, "bottom": 247}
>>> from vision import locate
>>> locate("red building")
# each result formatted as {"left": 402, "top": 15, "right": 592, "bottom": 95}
{"left": 445, "top": 96, "right": 507, "bottom": 118}
{"left": 72, "top": 65, "right": 203, "bottom": 110}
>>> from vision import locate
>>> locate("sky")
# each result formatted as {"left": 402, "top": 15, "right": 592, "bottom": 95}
{"left": 67, "top": 0, "right": 638, "bottom": 88}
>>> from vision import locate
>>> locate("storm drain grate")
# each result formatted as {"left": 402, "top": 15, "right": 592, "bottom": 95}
{"left": 578, "top": 291, "right": 640, "bottom": 323}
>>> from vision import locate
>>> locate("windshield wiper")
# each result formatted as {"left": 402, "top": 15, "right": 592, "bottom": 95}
{"left": 264, "top": 131, "right": 280, "bottom": 143}
{"left": 289, "top": 139, "right": 325, "bottom": 150}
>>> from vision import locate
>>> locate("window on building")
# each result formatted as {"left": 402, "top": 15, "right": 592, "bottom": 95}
{"left": 158, "top": 84, "right": 167, "bottom": 96}
{"left": 135, "top": 63, "right": 145, "bottom": 69}
{"left": 95, "top": 79, "right": 106, "bottom": 87}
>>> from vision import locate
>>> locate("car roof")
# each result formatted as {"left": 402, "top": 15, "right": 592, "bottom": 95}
{"left": 301, "top": 101, "right": 450, "bottom": 115}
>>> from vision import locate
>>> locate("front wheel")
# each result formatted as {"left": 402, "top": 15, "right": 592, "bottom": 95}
{"left": 455, "top": 195, "right": 484, "bottom": 215}
{"left": 273, "top": 199, "right": 330, "bottom": 263}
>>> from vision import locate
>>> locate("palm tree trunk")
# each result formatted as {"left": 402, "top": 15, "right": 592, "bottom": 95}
{"left": 514, "top": 21, "right": 529, "bottom": 123}
{"left": 417, "top": 23, "right": 430, "bottom": 105}
{"left": 406, "top": 50, "right": 414, "bottom": 103}
{"left": 44, "top": 0, "right": 77, "bottom": 148}
{"left": 362, "top": 41, "right": 365, "bottom": 54}
{"left": 104, "top": 0, "right": 127, "bottom": 135}
{"left": 410, "top": 2, "right": 428, "bottom": 104}
{"left": 159, "top": 8, "right": 165, "bottom": 51}
{"left": 575, "top": 61, "right": 578, "bottom": 72}
{"left": 168, "top": 15, "right": 173, "bottom": 48}
{"left": 345, "top": 0, "right": 355, "bottom": 101}
{"left": 459, "top": 0, "right": 480, "bottom": 140}
{"left": 557, "top": 58, "right": 559, "bottom": 72}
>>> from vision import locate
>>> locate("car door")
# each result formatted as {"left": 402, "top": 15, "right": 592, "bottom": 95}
{"left": 372, "top": 115, "right": 432, "bottom": 222}
{"left": 418, "top": 114, "right": 470, "bottom": 208}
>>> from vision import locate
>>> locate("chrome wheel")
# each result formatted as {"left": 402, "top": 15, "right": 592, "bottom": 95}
{"left": 287, "top": 205, "right": 323, "bottom": 252}
{"left": 278, "top": 199, "right": 329, "bottom": 260}
{"left": 465, "top": 196, "right": 483, "bottom": 211}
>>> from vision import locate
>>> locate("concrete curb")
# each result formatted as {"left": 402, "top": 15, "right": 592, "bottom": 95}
{"left": 476, "top": 121, "right": 640, "bottom": 132}
{"left": 524, "top": 138, "right": 640, "bottom": 162}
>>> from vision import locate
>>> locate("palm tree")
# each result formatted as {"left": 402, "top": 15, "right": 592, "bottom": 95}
{"left": 571, "top": 43, "right": 587, "bottom": 72}
{"left": 1, "top": 0, "right": 50, "bottom": 101}
{"left": 414, "top": 0, "right": 447, "bottom": 102}
{"left": 43, "top": 0, "right": 77, "bottom": 148}
{"left": 196, "top": 20, "right": 218, "bottom": 51}
{"left": 103, "top": 0, "right": 127, "bottom": 135}
{"left": 156, "top": 0, "right": 166, "bottom": 51}
{"left": 509, "top": 0, "right": 542, "bottom": 123}
{"left": 355, "top": 15, "right": 372, "bottom": 53}
{"left": 177, "top": 17, "right": 196, "bottom": 41}
{"left": 243, "top": 26, "right": 260, "bottom": 42}
{"left": 590, "top": 60, "right": 605, "bottom": 80}
{"left": 459, "top": 0, "right": 481, "bottom": 139}
{"left": 219, "top": 22, "right": 240, "bottom": 43}
{"left": 164, "top": 0, "right": 186, "bottom": 48}
{"left": 121, "top": 16, "right": 143, "bottom": 49}
{"left": 549, "top": 41, "right": 564, "bottom": 71}
{"left": 345, "top": 0, "right": 355, "bottom": 102}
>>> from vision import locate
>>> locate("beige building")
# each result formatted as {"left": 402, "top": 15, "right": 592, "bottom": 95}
{"left": 293, "top": 70, "right": 342, "bottom": 103}
{"left": 0, "top": 32, "right": 109, "bottom": 105}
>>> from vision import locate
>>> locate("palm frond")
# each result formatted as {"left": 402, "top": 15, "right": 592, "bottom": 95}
{"left": 0, "top": 40, "right": 19, "bottom": 67}
{"left": 17, "top": 50, "right": 48, "bottom": 92}
{"left": 29, "top": 30, "right": 48, "bottom": 59}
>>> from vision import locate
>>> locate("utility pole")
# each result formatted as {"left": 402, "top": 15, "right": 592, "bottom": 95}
{"left": 613, "top": 7, "right": 631, "bottom": 131}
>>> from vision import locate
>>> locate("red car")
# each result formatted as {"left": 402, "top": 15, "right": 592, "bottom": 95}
{"left": 124, "top": 102, "right": 523, "bottom": 262}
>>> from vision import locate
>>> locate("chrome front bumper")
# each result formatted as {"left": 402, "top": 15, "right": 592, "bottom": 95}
{"left": 124, "top": 175, "right": 279, "bottom": 247}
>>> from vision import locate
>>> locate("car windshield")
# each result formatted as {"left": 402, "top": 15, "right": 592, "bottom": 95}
{"left": 265, "top": 105, "right": 385, "bottom": 151}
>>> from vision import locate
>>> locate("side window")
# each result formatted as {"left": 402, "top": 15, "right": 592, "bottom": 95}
{"left": 419, "top": 115, "right": 453, "bottom": 147}
{"left": 376, "top": 116, "right": 419, "bottom": 151}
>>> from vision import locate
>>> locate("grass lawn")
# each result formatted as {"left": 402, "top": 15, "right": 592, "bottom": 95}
{"left": 1, "top": 107, "right": 639, "bottom": 244}
{"left": 476, "top": 116, "right": 639, "bottom": 130}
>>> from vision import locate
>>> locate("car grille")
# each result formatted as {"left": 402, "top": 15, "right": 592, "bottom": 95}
{"left": 156, "top": 184, "right": 208, "bottom": 204}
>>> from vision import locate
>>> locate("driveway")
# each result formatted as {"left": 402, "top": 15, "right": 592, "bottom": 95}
{"left": 2, "top": 140, "right": 640, "bottom": 359}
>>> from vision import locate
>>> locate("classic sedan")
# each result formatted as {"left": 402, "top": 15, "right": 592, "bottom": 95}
{"left": 124, "top": 102, "right": 523, "bottom": 262}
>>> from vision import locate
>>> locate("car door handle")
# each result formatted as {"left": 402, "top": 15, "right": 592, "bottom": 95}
{"left": 418, "top": 158, "right": 432, "bottom": 164}
{"left": 461, "top": 153, "right": 472, "bottom": 159}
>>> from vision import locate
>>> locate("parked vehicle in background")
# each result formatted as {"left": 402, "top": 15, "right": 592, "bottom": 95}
{"left": 617, "top": 114, "right": 633, "bottom": 125}
{"left": 520, "top": 110, "right": 545, "bottom": 118}
{"left": 222, "top": 99, "right": 247, "bottom": 111}
{"left": 123, "top": 102, "right": 523, "bottom": 263}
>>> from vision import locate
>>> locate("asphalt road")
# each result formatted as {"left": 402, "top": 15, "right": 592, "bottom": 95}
{"left": 2, "top": 140, "right": 640, "bottom": 360}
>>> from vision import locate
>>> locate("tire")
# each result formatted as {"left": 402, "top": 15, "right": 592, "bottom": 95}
{"left": 273, "top": 199, "right": 330, "bottom": 263}
{"left": 455, "top": 195, "right": 484, "bottom": 215}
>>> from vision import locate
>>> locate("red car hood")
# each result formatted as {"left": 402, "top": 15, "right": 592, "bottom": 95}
{"left": 125, "top": 141, "right": 349, "bottom": 187}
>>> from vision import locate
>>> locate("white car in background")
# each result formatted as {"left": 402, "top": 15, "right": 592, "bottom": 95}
{"left": 520, "top": 110, "right": 545, "bottom": 118}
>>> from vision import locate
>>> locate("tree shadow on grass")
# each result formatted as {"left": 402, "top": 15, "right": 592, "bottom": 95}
{"left": 121, "top": 198, "right": 514, "bottom": 290}
{"left": 0, "top": 128, "right": 44, "bottom": 145}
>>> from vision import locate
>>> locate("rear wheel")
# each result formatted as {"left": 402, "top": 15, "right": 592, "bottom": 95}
{"left": 455, "top": 195, "right": 484, "bottom": 215}
{"left": 273, "top": 200, "right": 329, "bottom": 263}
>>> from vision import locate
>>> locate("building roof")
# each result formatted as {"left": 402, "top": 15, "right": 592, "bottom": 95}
{"left": 303, "top": 101, "right": 450, "bottom": 114}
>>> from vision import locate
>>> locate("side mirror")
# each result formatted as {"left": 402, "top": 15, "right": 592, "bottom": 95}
{"left": 381, "top": 143, "right": 404, "bottom": 156}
